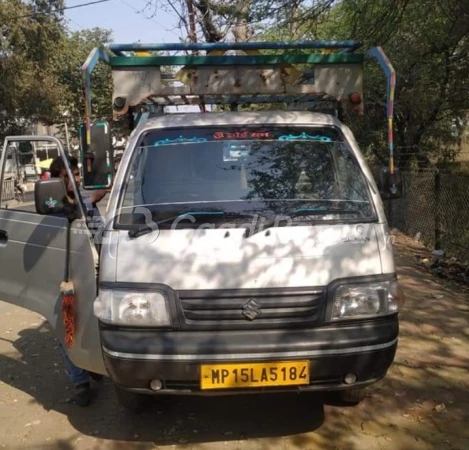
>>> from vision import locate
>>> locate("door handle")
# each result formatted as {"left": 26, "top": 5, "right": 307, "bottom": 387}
{"left": 0, "top": 230, "right": 8, "bottom": 245}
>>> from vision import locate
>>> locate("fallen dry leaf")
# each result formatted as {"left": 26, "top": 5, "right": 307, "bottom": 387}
{"left": 434, "top": 404, "right": 446, "bottom": 413}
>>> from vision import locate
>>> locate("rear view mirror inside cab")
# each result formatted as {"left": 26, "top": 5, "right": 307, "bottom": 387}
{"left": 34, "top": 179, "right": 69, "bottom": 215}
{"left": 378, "top": 167, "right": 403, "bottom": 200}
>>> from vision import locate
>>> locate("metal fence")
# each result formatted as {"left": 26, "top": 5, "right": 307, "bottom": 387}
{"left": 383, "top": 171, "right": 469, "bottom": 262}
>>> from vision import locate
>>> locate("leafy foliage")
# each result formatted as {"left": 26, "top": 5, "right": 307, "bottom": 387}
{"left": 57, "top": 28, "right": 115, "bottom": 139}
{"left": 0, "top": 1, "right": 121, "bottom": 145}
{"left": 321, "top": 0, "right": 469, "bottom": 168}
{"left": 149, "top": 0, "right": 469, "bottom": 168}
{"left": 3, "top": 0, "right": 469, "bottom": 170}
{"left": 147, "top": 0, "right": 335, "bottom": 42}
{"left": 0, "top": 0, "right": 67, "bottom": 139}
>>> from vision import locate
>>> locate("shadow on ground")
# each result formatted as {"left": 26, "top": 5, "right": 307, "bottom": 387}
{"left": 1, "top": 234, "right": 469, "bottom": 449}
{"left": 0, "top": 322, "right": 336, "bottom": 448}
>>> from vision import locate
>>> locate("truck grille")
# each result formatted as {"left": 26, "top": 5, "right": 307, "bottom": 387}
{"left": 176, "top": 288, "right": 325, "bottom": 330}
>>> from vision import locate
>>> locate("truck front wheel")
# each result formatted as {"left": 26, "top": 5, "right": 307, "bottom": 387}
{"left": 339, "top": 387, "right": 367, "bottom": 404}
{"left": 114, "top": 385, "right": 151, "bottom": 412}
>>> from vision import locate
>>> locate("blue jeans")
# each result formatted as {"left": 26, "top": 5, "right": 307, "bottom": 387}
{"left": 59, "top": 344, "right": 90, "bottom": 387}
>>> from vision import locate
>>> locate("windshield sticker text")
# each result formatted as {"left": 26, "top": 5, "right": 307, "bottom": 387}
{"left": 214, "top": 131, "right": 270, "bottom": 140}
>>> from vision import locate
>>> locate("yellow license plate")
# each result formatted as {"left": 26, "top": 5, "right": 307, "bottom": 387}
{"left": 200, "top": 361, "right": 310, "bottom": 390}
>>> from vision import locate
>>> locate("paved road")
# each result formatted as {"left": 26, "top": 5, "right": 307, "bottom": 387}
{"left": 0, "top": 233, "right": 468, "bottom": 450}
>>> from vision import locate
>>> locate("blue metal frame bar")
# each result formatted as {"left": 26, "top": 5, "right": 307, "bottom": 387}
{"left": 81, "top": 41, "right": 364, "bottom": 142}
{"left": 81, "top": 47, "right": 111, "bottom": 146}
{"left": 108, "top": 40, "right": 361, "bottom": 54}
{"left": 367, "top": 47, "right": 396, "bottom": 173}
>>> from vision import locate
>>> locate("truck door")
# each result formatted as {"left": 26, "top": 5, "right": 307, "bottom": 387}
{"left": 0, "top": 136, "right": 106, "bottom": 375}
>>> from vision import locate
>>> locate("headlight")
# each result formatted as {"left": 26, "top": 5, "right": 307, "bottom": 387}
{"left": 94, "top": 290, "right": 171, "bottom": 327}
{"left": 331, "top": 280, "right": 404, "bottom": 321}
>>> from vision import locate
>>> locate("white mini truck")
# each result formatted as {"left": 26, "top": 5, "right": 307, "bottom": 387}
{"left": 0, "top": 41, "right": 404, "bottom": 410}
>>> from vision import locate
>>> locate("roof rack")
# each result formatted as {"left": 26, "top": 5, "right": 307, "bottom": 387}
{"left": 83, "top": 41, "right": 364, "bottom": 115}
{"left": 82, "top": 40, "right": 396, "bottom": 172}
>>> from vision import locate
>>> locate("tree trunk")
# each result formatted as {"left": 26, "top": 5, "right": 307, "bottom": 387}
{"left": 289, "top": 0, "right": 301, "bottom": 36}
{"left": 233, "top": 0, "right": 252, "bottom": 43}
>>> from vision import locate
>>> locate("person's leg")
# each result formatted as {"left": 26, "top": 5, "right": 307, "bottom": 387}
{"left": 59, "top": 344, "right": 91, "bottom": 406}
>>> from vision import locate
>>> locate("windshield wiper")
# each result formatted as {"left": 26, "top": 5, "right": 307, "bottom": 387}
{"left": 245, "top": 207, "right": 362, "bottom": 238}
{"left": 127, "top": 216, "right": 177, "bottom": 238}
{"left": 128, "top": 210, "right": 256, "bottom": 238}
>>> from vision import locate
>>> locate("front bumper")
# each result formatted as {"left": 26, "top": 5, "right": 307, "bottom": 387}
{"left": 101, "top": 316, "right": 398, "bottom": 395}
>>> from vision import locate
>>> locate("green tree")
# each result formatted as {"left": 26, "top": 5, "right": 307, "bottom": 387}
{"left": 314, "top": 0, "right": 469, "bottom": 168}
{"left": 58, "top": 27, "right": 116, "bottom": 142}
{"left": 0, "top": 0, "right": 67, "bottom": 140}
{"left": 0, "top": 1, "right": 124, "bottom": 146}
{"left": 146, "top": 0, "right": 335, "bottom": 42}
{"left": 147, "top": 0, "right": 469, "bottom": 169}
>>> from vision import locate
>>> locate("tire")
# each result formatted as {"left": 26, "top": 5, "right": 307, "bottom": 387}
{"left": 339, "top": 387, "right": 367, "bottom": 404}
{"left": 114, "top": 385, "right": 151, "bottom": 412}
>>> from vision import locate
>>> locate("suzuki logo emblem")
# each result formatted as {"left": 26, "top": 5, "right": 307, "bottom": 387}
{"left": 242, "top": 299, "right": 262, "bottom": 321}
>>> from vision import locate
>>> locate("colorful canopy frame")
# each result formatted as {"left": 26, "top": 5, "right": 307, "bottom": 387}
{"left": 81, "top": 47, "right": 111, "bottom": 150}
{"left": 81, "top": 40, "right": 396, "bottom": 173}
{"left": 367, "top": 47, "right": 396, "bottom": 174}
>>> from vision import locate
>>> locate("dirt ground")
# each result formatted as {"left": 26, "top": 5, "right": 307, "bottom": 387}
{"left": 0, "top": 232, "right": 468, "bottom": 450}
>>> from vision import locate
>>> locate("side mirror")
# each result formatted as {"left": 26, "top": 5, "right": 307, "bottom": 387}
{"left": 79, "top": 121, "right": 114, "bottom": 190}
{"left": 34, "top": 179, "right": 69, "bottom": 215}
{"left": 377, "top": 167, "right": 403, "bottom": 200}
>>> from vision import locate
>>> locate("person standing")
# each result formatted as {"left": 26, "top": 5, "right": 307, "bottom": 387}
{"left": 49, "top": 155, "right": 107, "bottom": 406}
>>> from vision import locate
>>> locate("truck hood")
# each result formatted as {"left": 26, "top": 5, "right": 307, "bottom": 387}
{"left": 109, "top": 223, "right": 384, "bottom": 290}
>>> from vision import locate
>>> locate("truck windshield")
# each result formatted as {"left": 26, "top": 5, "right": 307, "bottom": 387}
{"left": 118, "top": 126, "right": 376, "bottom": 227}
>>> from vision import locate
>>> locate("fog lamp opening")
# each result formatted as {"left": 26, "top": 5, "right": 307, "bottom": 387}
{"left": 150, "top": 379, "right": 163, "bottom": 391}
{"left": 344, "top": 373, "right": 357, "bottom": 385}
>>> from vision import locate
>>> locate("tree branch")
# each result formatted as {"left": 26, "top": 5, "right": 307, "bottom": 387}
{"left": 412, "top": 50, "right": 451, "bottom": 146}
{"left": 192, "top": 0, "right": 224, "bottom": 42}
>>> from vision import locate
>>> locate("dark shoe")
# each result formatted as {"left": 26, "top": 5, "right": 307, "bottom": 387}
{"left": 89, "top": 372, "right": 104, "bottom": 382}
{"left": 75, "top": 382, "right": 91, "bottom": 407}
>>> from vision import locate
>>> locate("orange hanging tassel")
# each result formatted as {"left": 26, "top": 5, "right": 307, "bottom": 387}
{"left": 61, "top": 281, "right": 75, "bottom": 349}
